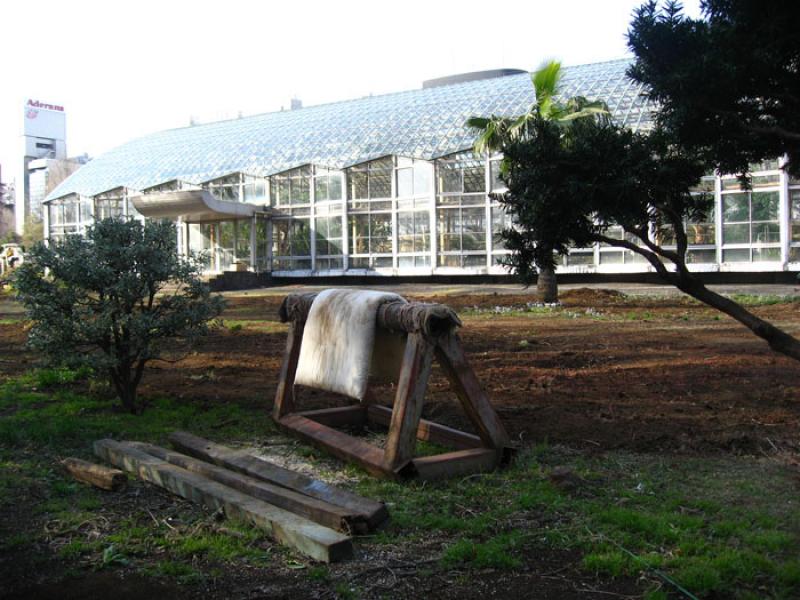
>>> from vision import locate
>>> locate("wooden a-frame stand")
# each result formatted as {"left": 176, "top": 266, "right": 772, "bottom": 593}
{"left": 272, "top": 293, "right": 514, "bottom": 481}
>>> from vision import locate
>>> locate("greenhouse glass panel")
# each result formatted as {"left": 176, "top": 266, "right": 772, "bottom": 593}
{"left": 792, "top": 189, "right": 800, "bottom": 242}
{"left": 723, "top": 223, "right": 750, "bottom": 244}
{"left": 349, "top": 214, "right": 370, "bottom": 254}
{"left": 751, "top": 192, "right": 779, "bottom": 221}
{"left": 290, "top": 219, "right": 311, "bottom": 255}
{"left": 397, "top": 167, "right": 413, "bottom": 197}
{"left": 686, "top": 249, "right": 717, "bottom": 263}
{"left": 723, "top": 248, "right": 750, "bottom": 262}
{"left": 236, "top": 222, "right": 251, "bottom": 263}
{"left": 723, "top": 194, "right": 749, "bottom": 222}
{"left": 566, "top": 252, "right": 594, "bottom": 266}
{"left": 752, "top": 247, "right": 780, "bottom": 262}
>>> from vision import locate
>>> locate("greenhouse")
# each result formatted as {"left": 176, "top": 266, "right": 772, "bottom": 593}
{"left": 44, "top": 59, "right": 800, "bottom": 277}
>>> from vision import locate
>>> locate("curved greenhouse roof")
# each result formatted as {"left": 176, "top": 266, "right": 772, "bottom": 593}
{"left": 47, "top": 59, "right": 654, "bottom": 201}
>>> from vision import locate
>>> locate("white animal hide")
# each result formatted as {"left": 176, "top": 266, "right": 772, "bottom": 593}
{"left": 294, "top": 289, "right": 407, "bottom": 400}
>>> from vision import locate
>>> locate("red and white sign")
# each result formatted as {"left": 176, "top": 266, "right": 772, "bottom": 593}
{"left": 23, "top": 99, "right": 66, "bottom": 140}
{"left": 26, "top": 99, "right": 64, "bottom": 112}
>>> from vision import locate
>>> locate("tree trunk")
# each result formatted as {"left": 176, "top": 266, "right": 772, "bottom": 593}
{"left": 537, "top": 267, "right": 558, "bottom": 303}
{"left": 111, "top": 364, "right": 141, "bottom": 414}
{"left": 677, "top": 276, "right": 800, "bottom": 362}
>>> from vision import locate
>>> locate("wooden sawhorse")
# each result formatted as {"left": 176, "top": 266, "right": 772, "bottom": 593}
{"left": 272, "top": 293, "right": 514, "bottom": 480}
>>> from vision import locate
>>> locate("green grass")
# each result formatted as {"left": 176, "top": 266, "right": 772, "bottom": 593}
{"left": 726, "top": 294, "right": 800, "bottom": 306}
{"left": 218, "top": 319, "right": 287, "bottom": 333}
{"left": 355, "top": 448, "right": 799, "bottom": 599}
{"left": 1, "top": 366, "right": 798, "bottom": 599}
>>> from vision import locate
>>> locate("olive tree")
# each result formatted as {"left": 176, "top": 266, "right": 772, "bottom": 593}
{"left": 15, "top": 218, "right": 225, "bottom": 413}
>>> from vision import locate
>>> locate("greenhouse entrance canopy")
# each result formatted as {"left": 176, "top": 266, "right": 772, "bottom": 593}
{"left": 131, "top": 190, "right": 262, "bottom": 223}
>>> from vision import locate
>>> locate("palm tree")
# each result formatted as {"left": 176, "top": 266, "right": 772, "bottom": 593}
{"left": 468, "top": 60, "right": 608, "bottom": 303}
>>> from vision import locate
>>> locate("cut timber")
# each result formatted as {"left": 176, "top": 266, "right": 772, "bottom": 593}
{"left": 367, "top": 405, "right": 482, "bottom": 451}
{"left": 128, "top": 442, "right": 364, "bottom": 533}
{"left": 62, "top": 457, "right": 127, "bottom": 491}
{"left": 297, "top": 405, "right": 367, "bottom": 429}
{"left": 412, "top": 448, "right": 500, "bottom": 481}
{"left": 273, "top": 320, "right": 304, "bottom": 420}
{"left": 383, "top": 333, "right": 435, "bottom": 471}
{"left": 94, "top": 439, "right": 352, "bottom": 563}
{"left": 277, "top": 414, "right": 399, "bottom": 479}
{"left": 168, "top": 431, "right": 388, "bottom": 530}
{"left": 435, "top": 332, "right": 512, "bottom": 452}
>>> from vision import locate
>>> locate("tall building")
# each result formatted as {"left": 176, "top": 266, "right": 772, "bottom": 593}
{"left": 17, "top": 99, "right": 68, "bottom": 234}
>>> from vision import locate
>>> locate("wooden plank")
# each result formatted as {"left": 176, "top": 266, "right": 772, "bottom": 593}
{"left": 277, "top": 415, "right": 401, "bottom": 479}
{"left": 168, "top": 431, "right": 389, "bottom": 529}
{"left": 273, "top": 320, "right": 304, "bottom": 420}
{"left": 94, "top": 439, "right": 352, "bottom": 563}
{"left": 435, "top": 332, "right": 512, "bottom": 451}
{"left": 61, "top": 457, "right": 127, "bottom": 491}
{"left": 298, "top": 405, "right": 367, "bottom": 429}
{"left": 382, "top": 333, "right": 434, "bottom": 471}
{"left": 128, "top": 442, "right": 364, "bottom": 533}
{"left": 367, "top": 405, "right": 483, "bottom": 451}
{"left": 411, "top": 448, "right": 500, "bottom": 481}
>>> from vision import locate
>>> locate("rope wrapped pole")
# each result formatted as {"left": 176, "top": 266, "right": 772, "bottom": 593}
{"left": 278, "top": 293, "right": 462, "bottom": 338}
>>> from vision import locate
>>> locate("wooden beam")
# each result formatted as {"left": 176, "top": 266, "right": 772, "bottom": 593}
{"left": 276, "top": 415, "right": 401, "bottom": 479}
{"left": 382, "top": 333, "right": 434, "bottom": 471}
{"left": 168, "top": 431, "right": 389, "bottom": 530}
{"left": 61, "top": 457, "right": 127, "bottom": 491}
{"left": 273, "top": 320, "right": 304, "bottom": 420}
{"left": 297, "top": 405, "right": 367, "bottom": 429}
{"left": 435, "top": 332, "right": 512, "bottom": 452}
{"left": 411, "top": 448, "right": 500, "bottom": 481}
{"left": 94, "top": 439, "right": 352, "bottom": 563}
{"left": 128, "top": 442, "right": 364, "bottom": 533}
{"left": 366, "top": 405, "right": 483, "bottom": 451}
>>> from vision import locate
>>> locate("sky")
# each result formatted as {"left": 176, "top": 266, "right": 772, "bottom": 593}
{"left": 0, "top": 0, "right": 701, "bottom": 184}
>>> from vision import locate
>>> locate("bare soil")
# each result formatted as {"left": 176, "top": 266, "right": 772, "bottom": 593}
{"left": 132, "top": 289, "right": 800, "bottom": 458}
{"left": 3, "top": 287, "right": 799, "bottom": 599}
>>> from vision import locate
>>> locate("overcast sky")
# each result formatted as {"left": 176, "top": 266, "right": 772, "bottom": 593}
{"left": 0, "top": 0, "right": 701, "bottom": 182}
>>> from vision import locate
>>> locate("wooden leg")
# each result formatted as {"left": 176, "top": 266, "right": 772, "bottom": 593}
{"left": 435, "top": 332, "right": 511, "bottom": 450}
{"left": 383, "top": 333, "right": 435, "bottom": 471}
{"left": 273, "top": 320, "right": 304, "bottom": 420}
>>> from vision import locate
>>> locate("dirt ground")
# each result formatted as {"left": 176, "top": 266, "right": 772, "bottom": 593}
{"left": 5, "top": 286, "right": 796, "bottom": 457}
{"left": 2, "top": 287, "right": 800, "bottom": 599}
{"left": 119, "top": 288, "right": 800, "bottom": 459}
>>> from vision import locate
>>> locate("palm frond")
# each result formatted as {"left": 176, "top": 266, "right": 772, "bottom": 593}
{"left": 532, "top": 60, "right": 563, "bottom": 105}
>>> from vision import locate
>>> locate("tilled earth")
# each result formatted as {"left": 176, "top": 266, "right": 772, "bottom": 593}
{"left": 2, "top": 287, "right": 799, "bottom": 599}
{"left": 135, "top": 289, "right": 800, "bottom": 458}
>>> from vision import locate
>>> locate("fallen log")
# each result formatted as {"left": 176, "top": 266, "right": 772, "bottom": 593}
{"left": 168, "top": 431, "right": 389, "bottom": 530}
{"left": 94, "top": 439, "right": 352, "bottom": 563}
{"left": 128, "top": 441, "right": 364, "bottom": 533}
{"left": 61, "top": 457, "right": 127, "bottom": 491}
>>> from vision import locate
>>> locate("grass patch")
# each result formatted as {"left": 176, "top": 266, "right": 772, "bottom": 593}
{"left": 356, "top": 448, "right": 799, "bottom": 599}
{"left": 145, "top": 560, "right": 205, "bottom": 585}
{"left": 441, "top": 532, "right": 524, "bottom": 569}
{"left": 727, "top": 294, "right": 800, "bottom": 306}
{"left": 1, "top": 365, "right": 798, "bottom": 599}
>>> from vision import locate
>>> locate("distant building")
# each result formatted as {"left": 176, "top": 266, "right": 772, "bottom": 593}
{"left": 42, "top": 59, "right": 800, "bottom": 278}
{"left": 17, "top": 99, "right": 75, "bottom": 235}
{"left": 0, "top": 165, "right": 14, "bottom": 241}
{"left": 27, "top": 154, "right": 90, "bottom": 222}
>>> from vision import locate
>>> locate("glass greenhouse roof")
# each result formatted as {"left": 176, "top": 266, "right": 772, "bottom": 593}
{"left": 47, "top": 59, "right": 655, "bottom": 201}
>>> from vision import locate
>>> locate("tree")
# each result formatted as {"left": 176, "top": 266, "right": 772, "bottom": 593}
{"left": 497, "top": 114, "right": 800, "bottom": 361}
{"left": 468, "top": 61, "right": 608, "bottom": 302}
{"left": 628, "top": 0, "right": 800, "bottom": 178}
{"left": 14, "top": 219, "right": 225, "bottom": 413}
